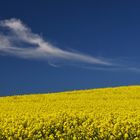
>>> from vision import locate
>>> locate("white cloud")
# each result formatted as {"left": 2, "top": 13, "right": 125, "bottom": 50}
{"left": 0, "top": 18, "right": 112, "bottom": 66}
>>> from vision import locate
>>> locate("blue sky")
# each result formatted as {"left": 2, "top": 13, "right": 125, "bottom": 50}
{"left": 0, "top": 0, "right": 140, "bottom": 96}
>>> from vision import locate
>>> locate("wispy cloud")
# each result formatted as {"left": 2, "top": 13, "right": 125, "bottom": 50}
{"left": 0, "top": 18, "right": 112, "bottom": 66}
{"left": 1, "top": 18, "right": 140, "bottom": 73}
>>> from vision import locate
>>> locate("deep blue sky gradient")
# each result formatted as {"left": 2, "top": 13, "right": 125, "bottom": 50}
{"left": 0, "top": 0, "right": 140, "bottom": 96}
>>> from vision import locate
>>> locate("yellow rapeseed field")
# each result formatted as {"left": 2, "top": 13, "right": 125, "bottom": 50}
{"left": 1, "top": 86, "right": 140, "bottom": 140}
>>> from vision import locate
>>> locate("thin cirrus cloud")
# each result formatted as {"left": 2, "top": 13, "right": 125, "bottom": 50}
{"left": 0, "top": 18, "right": 113, "bottom": 67}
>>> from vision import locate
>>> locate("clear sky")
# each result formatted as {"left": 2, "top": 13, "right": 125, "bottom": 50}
{"left": 0, "top": 0, "right": 140, "bottom": 96}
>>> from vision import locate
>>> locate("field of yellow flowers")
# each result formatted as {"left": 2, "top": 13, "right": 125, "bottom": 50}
{"left": 1, "top": 86, "right": 140, "bottom": 140}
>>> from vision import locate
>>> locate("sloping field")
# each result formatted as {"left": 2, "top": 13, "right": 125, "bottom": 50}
{"left": 1, "top": 86, "right": 140, "bottom": 139}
